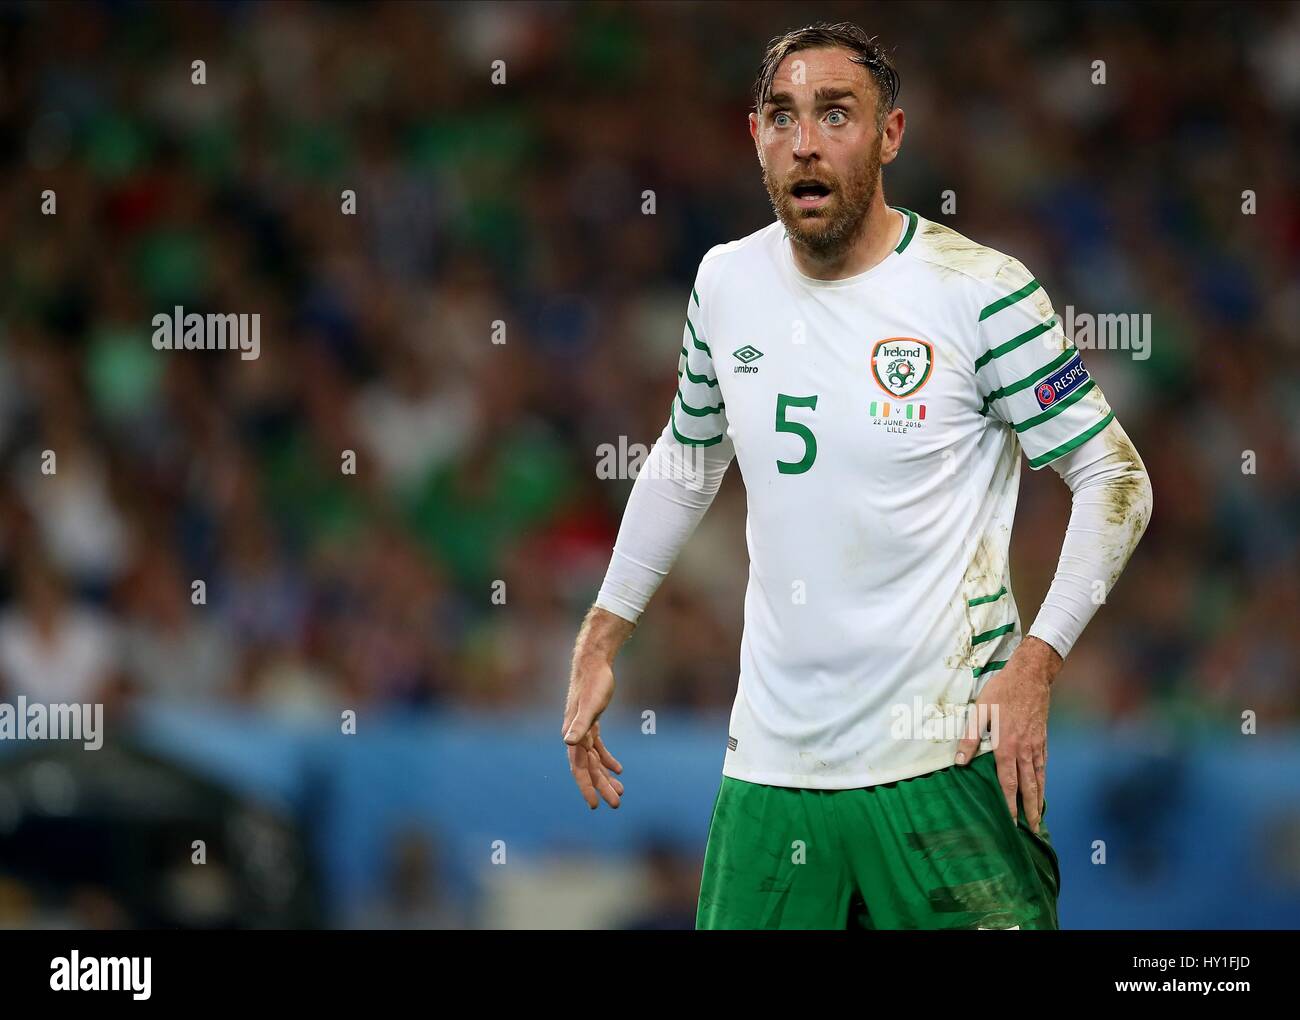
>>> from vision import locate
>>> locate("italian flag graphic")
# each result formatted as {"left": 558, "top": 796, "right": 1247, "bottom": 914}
{"left": 870, "top": 402, "right": 926, "bottom": 419}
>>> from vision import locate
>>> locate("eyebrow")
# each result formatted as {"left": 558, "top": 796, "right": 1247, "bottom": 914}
{"left": 764, "top": 86, "right": 860, "bottom": 110}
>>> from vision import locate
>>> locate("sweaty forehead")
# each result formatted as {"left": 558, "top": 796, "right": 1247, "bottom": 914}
{"left": 772, "top": 46, "right": 871, "bottom": 96}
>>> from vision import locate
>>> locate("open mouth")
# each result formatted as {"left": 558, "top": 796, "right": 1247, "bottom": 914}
{"left": 790, "top": 180, "right": 833, "bottom": 208}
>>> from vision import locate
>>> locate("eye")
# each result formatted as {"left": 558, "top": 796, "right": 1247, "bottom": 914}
{"left": 825, "top": 109, "right": 847, "bottom": 126}
{"left": 772, "top": 112, "right": 792, "bottom": 127}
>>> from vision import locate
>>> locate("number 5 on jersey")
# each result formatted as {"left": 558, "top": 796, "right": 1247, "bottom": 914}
{"left": 775, "top": 393, "right": 819, "bottom": 474}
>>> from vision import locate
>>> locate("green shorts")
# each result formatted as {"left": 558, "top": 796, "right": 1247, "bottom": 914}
{"left": 696, "top": 750, "right": 1060, "bottom": 930}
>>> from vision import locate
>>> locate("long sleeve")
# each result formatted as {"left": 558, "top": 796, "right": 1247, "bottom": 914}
{"left": 1026, "top": 417, "right": 1153, "bottom": 659}
{"left": 594, "top": 427, "right": 734, "bottom": 623}
{"left": 594, "top": 264, "right": 736, "bottom": 624}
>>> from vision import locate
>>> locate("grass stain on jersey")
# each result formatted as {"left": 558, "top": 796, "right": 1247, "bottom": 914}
{"left": 916, "top": 220, "right": 1005, "bottom": 281}
{"left": 1100, "top": 421, "right": 1154, "bottom": 590}
{"left": 958, "top": 533, "right": 1009, "bottom": 671}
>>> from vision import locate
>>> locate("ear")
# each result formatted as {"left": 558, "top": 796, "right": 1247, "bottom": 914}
{"left": 748, "top": 111, "right": 766, "bottom": 168}
{"left": 880, "top": 107, "right": 905, "bottom": 166}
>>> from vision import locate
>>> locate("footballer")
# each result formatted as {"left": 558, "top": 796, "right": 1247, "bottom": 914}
{"left": 561, "top": 21, "right": 1153, "bottom": 930}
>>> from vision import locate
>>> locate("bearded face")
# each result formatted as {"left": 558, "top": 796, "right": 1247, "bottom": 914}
{"left": 761, "top": 127, "right": 884, "bottom": 259}
{"left": 750, "top": 46, "right": 897, "bottom": 263}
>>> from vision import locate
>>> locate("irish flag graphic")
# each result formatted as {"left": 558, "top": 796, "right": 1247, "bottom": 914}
{"left": 870, "top": 401, "right": 927, "bottom": 419}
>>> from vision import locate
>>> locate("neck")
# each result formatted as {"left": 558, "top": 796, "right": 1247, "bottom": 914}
{"left": 789, "top": 196, "right": 901, "bottom": 281}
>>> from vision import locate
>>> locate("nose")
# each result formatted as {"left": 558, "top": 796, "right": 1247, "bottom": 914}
{"left": 791, "top": 116, "right": 819, "bottom": 161}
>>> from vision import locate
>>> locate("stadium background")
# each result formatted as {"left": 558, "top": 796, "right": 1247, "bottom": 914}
{"left": 0, "top": 0, "right": 1296, "bottom": 928}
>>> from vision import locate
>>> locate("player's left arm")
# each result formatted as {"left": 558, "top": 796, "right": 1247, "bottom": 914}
{"left": 959, "top": 259, "right": 1153, "bottom": 832}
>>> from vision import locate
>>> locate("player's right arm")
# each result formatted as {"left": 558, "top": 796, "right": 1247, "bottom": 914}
{"left": 563, "top": 270, "right": 735, "bottom": 809}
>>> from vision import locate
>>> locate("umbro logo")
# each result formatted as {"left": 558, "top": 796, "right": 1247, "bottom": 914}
{"left": 733, "top": 345, "right": 763, "bottom": 374}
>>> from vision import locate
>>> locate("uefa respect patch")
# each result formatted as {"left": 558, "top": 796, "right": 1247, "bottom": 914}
{"left": 1034, "top": 353, "right": 1090, "bottom": 409}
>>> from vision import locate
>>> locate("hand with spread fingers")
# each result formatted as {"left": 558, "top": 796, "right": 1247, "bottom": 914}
{"left": 563, "top": 608, "right": 634, "bottom": 809}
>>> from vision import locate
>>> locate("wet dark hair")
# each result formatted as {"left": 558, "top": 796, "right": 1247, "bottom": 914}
{"left": 753, "top": 22, "right": 900, "bottom": 127}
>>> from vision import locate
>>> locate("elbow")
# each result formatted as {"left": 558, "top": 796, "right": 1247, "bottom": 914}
{"left": 1132, "top": 462, "right": 1153, "bottom": 540}
{"left": 1113, "top": 454, "right": 1153, "bottom": 552}
{"left": 1104, "top": 422, "right": 1153, "bottom": 542}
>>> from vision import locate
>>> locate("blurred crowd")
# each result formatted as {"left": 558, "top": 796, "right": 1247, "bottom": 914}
{"left": 0, "top": 0, "right": 1296, "bottom": 731}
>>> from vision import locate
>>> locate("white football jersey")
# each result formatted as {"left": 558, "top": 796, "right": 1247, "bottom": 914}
{"left": 671, "top": 207, "right": 1113, "bottom": 789}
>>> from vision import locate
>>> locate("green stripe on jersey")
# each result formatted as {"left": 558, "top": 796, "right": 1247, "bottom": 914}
{"left": 1012, "top": 378, "right": 1094, "bottom": 433}
{"left": 972, "top": 623, "right": 1015, "bottom": 646}
{"left": 692, "top": 286, "right": 700, "bottom": 307}
{"left": 670, "top": 399, "right": 725, "bottom": 446}
{"left": 680, "top": 347, "right": 719, "bottom": 387}
{"left": 677, "top": 388, "right": 725, "bottom": 416}
{"left": 979, "top": 279, "right": 1041, "bottom": 322}
{"left": 1027, "top": 411, "right": 1115, "bottom": 469}
{"left": 974, "top": 319, "right": 1056, "bottom": 372}
{"left": 893, "top": 207, "right": 918, "bottom": 253}
{"left": 972, "top": 659, "right": 1008, "bottom": 678}
{"left": 686, "top": 315, "right": 711, "bottom": 355}
{"left": 967, "top": 586, "right": 1007, "bottom": 607}
{"left": 978, "top": 348, "right": 1078, "bottom": 416}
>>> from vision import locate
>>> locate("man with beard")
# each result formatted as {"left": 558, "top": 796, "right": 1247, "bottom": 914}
{"left": 561, "top": 22, "right": 1152, "bottom": 929}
